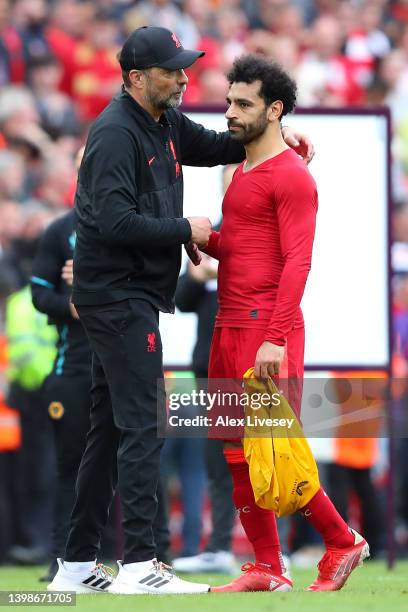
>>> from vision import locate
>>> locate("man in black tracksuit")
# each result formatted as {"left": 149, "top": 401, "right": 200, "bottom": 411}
{"left": 49, "top": 26, "right": 312, "bottom": 595}
{"left": 31, "top": 211, "right": 92, "bottom": 579}
{"left": 31, "top": 210, "right": 171, "bottom": 580}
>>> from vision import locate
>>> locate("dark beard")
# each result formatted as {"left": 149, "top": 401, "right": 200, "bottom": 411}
{"left": 228, "top": 111, "right": 268, "bottom": 144}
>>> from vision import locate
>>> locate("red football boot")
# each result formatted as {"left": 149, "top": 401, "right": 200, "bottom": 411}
{"left": 307, "top": 529, "right": 370, "bottom": 591}
{"left": 211, "top": 562, "right": 293, "bottom": 593}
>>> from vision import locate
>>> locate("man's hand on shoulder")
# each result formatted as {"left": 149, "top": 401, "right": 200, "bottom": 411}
{"left": 281, "top": 126, "right": 315, "bottom": 164}
{"left": 254, "top": 341, "right": 285, "bottom": 379}
{"left": 187, "top": 216, "right": 212, "bottom": 248}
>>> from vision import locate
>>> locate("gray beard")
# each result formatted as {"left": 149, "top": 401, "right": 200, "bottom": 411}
{"left": 145, "top": 92, "right": 182, "bottom": 111}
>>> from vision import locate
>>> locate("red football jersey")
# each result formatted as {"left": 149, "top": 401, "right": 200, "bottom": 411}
{"left": 205, "top": 148, "right": 318, "bottom": 346}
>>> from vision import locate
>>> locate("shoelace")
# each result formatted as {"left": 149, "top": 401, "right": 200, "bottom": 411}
{"left": 240, "top": 562, "right": 272, "bottom": 576}
{"left": 240, "top": 561, "right": 290, "bottom": 580}
{"left": 153, "top": 560, "right": 175, "bottom": 580}
{"left": 92, "top": 563, "right": 115, "bottom": 582}
{"left": 317, "top": 550, "right": 349, "bottom": 580}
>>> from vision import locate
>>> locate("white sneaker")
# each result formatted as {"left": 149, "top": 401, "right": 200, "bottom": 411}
{"left": 172, "top": 551, "right": 238, "bottom": 574}
{"left": 47, "top": 558, "right": 114, "bottom": 593}
{"left": 108, "top": 559, "right": 210, "bottom": 595}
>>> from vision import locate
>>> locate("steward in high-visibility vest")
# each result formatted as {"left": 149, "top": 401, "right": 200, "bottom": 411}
{"left": 5, "top": 286, "right": 57, "bottom": 390}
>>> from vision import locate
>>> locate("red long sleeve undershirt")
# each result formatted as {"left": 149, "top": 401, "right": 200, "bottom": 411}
{"left": 203, "top": 149, "right": 318, "bottom": 346}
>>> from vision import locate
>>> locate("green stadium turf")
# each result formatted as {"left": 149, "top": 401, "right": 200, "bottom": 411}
{"left": 0, "top": 561, "right": 407, "bottom": 611}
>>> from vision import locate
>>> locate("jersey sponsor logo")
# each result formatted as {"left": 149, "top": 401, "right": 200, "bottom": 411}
{"left": 249, "top": 309, "right": 258, "bottom": 319}
{"left": 171, "top": 32, "right": 181, "bottom": 48}
{"left": 148, "top": 156, "right": 156, "bottom": 166}
{"left": 147, "top": 332, "right": 157, "bottom": 352}
{"left": 48, "top": 401, "right": 64, "bottom": 420}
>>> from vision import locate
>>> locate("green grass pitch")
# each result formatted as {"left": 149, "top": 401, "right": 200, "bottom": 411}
{"left": 0, "top": 561, "right": 407, "bottom": 611}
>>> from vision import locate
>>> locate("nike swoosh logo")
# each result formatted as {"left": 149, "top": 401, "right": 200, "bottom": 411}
{"left": 148, "top": 156, "right": 156, "bottom": 166}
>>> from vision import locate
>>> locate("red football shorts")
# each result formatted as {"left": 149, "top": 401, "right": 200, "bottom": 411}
{"left": 208, "top": 326, "right": 305, "bottom": 439}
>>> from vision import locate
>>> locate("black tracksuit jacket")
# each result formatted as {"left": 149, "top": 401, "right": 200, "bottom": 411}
{"left": 72, "top": 87, "right": 244, "bottom": 312}
{"left": 31, "top": 211, "right": 91, "bottom": 375}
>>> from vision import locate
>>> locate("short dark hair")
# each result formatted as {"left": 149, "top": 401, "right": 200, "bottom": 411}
{"left": 117, "top": 51, "right": 132, "bottom": 87}
{"left": 116, "top": 51, "right": 154, "bottom": 88}
{"left": 227, "top": 55, "right": 297, "bottom": 117}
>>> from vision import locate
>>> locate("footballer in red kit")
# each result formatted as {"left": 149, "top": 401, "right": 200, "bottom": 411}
{"left": 204, "top": 55, "right": 370, "bottom": 593}
{"left": 206, "top": 148, "right": 316, "bottom": 417}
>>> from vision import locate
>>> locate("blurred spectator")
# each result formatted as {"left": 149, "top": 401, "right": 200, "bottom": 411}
{"left": 0, "top": 0, "right": 25, "bottom": 86}
{"left": 0, "top": 200, "right": 25, "bottom": 300}
{"left": 124, "top": 0, "right": 199, "bottom": 49}
{"left": 29, "top": 54, "right": 81, "bottom": 139}
{"left": 391, "top": 0, "right": 408, "bottom": 24}
{"left": 268, "top": 35, "right": 299, "bottom": 74}
{"left": 13, "top": 0, "right": 50, "bottom": 64}
{"left": 393, "top": 201, "right": 408, "bottom": 244}
{"left": 296, "top": 15, "right": 363, "bottom": 105}
{"left": 2, "top": 203, "right": 57, "bottom": 565}
{"left": 244, "top": 29, "right": 276, "bottom": 57}
{"left": 378, "top": 49, "right": 408, "bottom": 123}
{"left": 35, "top": 156, "right": 76, "bottom": 210}
{"left": 0, "top": 85, "right": 58, "bottom": 176}
{"left": 0, "top": 200, "right": 24, "bottom": 255}
{"left": 45, "top": 0, "right": 87, "bottom": 96}
{"left": 181, "top": 0, "right": 223, "bottom": 103}
{"left": 67, "top": 9, "right": 121, "bottom": 121}
{"left": 0, "top": 204, "right": 56, "bottom": 293}
{"left": 0, "top": 151, "right": 26, "bottom": 202}
{"left": 378, "top": 48, "right": 408, "bottom": 194}
{"left": 0, "top": 85, "right": 40, "bottom": 141}
{"left": 199, "top": 68, "right": 229, "bottom": 104}
{"left": 213, "top": 8, "right": 248, "bottom": 70}
{"left": 261, "top": 1, "right": 306, "bottom": 48}
{"left": 345, "top": 1, "right": 391, "bottom": 89}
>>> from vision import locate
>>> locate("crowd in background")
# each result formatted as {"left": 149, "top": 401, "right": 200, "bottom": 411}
{"left": 1, "top": 0, "right": 408, "bottom": 566}
{"left": 1, "top": 0, "right": 408, "bottom": 280}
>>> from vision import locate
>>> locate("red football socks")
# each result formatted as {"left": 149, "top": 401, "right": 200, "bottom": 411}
{"left": 299, "top": 487, "right": 355, "bottom": 549}
{"left": 224, "top": 448, "right": 285, "bottom": 575}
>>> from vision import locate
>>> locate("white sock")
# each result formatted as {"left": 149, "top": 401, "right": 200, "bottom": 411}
{"left": 123, "top": 559, "right": 156, "bottom": 573}
{"left": 64, "top": 560, "right": 95, "bottom": 572}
